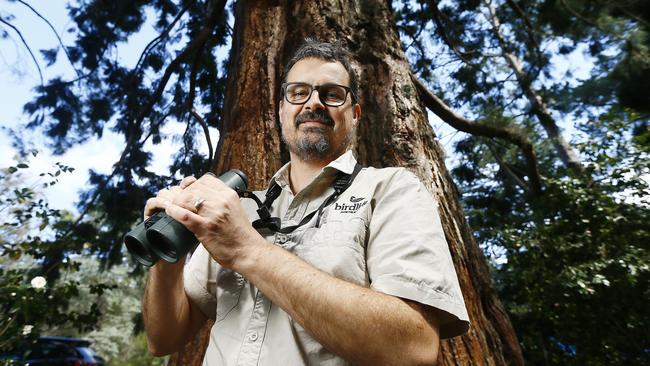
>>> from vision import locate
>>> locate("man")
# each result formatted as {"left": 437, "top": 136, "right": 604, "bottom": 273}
{"left": 142, "top": 39, "right": 469, "bottom": 365}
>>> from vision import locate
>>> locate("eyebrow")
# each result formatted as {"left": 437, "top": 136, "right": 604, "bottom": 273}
{"left": 287, "top": 82, "right": 348, "bottom": 87}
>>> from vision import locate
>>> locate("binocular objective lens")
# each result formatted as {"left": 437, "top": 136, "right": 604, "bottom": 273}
{"left": 147, "top": 229, "right": 178, "bottom": 260}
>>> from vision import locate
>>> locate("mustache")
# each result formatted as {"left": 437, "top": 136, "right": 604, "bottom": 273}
{"left": 294, "top": 110, "right": 334, "bottom": 127}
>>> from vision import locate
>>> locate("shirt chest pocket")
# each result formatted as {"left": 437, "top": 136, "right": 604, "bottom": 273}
{"left": 311, "top": 216, "right": 368, "bottom": 251}
{"left": 297, "top": 215, "right": 369, "bottom": 286}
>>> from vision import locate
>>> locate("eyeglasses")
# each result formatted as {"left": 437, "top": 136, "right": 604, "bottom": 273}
{"left": 282, "top": 82, "right": 356, "bottom": 107}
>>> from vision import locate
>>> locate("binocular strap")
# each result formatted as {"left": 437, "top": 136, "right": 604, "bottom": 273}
{"left": 247, "top": 163, "right": 363, "bottom": 234}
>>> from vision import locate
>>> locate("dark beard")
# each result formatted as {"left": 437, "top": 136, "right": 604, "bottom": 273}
{"left": 284, "top": 110, "right": 335, "bottom": 161}
{"left": 289, "top": 125, "right": 331, "bottom": 161}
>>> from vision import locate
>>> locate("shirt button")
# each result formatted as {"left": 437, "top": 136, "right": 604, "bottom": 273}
{"left": 249, "top": 332, "right": 258, "bottom": 341}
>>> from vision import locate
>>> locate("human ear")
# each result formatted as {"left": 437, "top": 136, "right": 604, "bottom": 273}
{"left": 278, "top": 99, "right": 285, "bottom": 123}
{"left": 353, "top": 103, "right": 362, "bottom": 121}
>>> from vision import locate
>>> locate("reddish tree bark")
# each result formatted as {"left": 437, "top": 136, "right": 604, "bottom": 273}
{"left": 169, "top": 1, "right": 523, "bottom": 365}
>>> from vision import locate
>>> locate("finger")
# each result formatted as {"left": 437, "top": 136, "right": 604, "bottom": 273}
{"left": 171, "top": 188, "right": 204, "bottom": 212}
{"left": 179, "top": 176, "right": 197, "bottom": 189}
{"left": 156, "top": 187, "right": 173, "bottom": 198}
{"left": 161, "top": 185, "right": 182, "bottom": 198}
{"left": 144, "top": 197, "right": 171, "bottom": 219}
{"left": 196, "top": 173, "right": 232, "bottom": 192}
{"left": 165, "top": 203, "right": 208, "bottom": 233}
{"left": 151, "top": 196, "right": 172, "bottom": 208}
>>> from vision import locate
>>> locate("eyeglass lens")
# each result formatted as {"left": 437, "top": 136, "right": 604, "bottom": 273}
{"left": 285, "top": 83, "right": 348, "bottom": 106}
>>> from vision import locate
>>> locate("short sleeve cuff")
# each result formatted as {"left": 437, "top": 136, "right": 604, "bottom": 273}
{"left": 184, "top": 257, "right": 217, "bottom": 320}
{"left": 372, "top": 276, "right": 470, "bottom": 339}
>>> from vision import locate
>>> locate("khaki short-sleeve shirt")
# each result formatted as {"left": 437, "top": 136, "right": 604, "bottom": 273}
{"left": 184, "top": 151, "right": 470, "bottom": 366}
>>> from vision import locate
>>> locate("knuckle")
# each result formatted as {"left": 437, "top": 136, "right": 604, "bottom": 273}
{"left": 179, "top": 211, "right": 191, "bottom": 222}
{"left": 181, "top": 176, "right": 196, "bottom": 187}
{"left": 172, "top": 192, "right": 188, "bottom": 206}
{"left": 225, "top": 190, "right": 239, "bottom": 202}
{"left": 211, "top": 210, "right": 229, "bottom": 226}
{"left": 206, "top": 220, "right": 220, "bottom": 231}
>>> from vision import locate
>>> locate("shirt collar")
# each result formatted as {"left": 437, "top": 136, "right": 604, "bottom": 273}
{"left": 269, "top": 150, "right": 358, "bottom": 191}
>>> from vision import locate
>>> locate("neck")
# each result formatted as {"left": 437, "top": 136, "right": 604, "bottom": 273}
{"left": 288, "top": 154, "right": 331, "bottom": 194}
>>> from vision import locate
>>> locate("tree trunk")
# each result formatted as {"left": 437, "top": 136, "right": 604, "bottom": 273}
{"left": 169, "top": 1, "right": 523, "bottom": 365}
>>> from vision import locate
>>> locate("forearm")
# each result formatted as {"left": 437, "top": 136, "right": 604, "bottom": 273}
{"left": 142, "top": 260, "right": 205, "bottom": 356}
{"left": 233, "top": 238, "right": 439, "bottom": 365}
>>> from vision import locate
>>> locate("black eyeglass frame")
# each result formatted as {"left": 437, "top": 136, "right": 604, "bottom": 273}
{"left": 281, "top": 82, "right": 358, "bottom": 107}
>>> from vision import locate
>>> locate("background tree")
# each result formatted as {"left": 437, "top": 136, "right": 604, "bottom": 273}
{"left": 0, "top": 156, "right": 166, "bottom": 365}
{"left": 1, "top": 0, "right": 648, "bottom": 365}
{"left": 398, "top": 0, "right": 649, "bottom": 364}
{"left": 0, "top": 156, "right": 108, "bottom": 352}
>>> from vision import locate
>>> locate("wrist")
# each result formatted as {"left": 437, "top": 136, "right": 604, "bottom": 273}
{"left": 150, "top": 257, "right": 185, "bottom": 277}
{"left": 231, "top": 232, "right": 271, "bottom": 275}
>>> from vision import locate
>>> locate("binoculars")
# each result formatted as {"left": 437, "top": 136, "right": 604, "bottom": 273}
{"left": 124, "top": 170, "right": 249, "bottom": 267}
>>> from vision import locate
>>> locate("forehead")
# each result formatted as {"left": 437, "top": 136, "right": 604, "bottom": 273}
{"left": 286, "top": 58, "right": 350, "bottom": 86}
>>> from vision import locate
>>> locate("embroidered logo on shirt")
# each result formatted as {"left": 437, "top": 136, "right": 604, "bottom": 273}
{"left": 335, "top": 196, "right": 368, "bottom": 213}
{"left": 350, "top": 196, "right": 365, "bottom": 203}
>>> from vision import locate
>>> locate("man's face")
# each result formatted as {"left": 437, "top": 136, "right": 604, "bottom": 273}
{"left": 279, "top": 58, "right": 361, "bottom": 163}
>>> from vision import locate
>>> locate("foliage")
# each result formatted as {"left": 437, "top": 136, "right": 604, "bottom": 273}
{"left": 0, "top": 156, "right": 166, "bottom": 364}
{"left": 452, "top": 88, "right": 649, "bottom": 365}
{"left": 395, "top": 0, "right": 650, "bottom": 364}
{"left": 43, "top": 257, "right": 168, "bottom": 365}
{"left": 0, "top": 156, "right": 113, "bottom": 352}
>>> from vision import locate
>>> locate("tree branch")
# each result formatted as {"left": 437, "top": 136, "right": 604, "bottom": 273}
{"left": 0, "top": 17, "right": 44, "bottom": 87}
{"left": 187, "top": 41, "right": 203, "bottom": 114}
{"left": 504, "top": 0, "right": 539, "bottom": 49}
{"left": 133, "top": 1, "right": 193, "bottom": 73}
{"left": 191, "top": 109, "right": 213, "bottom": 170}
{"left": 187, "top": 42, "right": 214, "bottom": 170}
{"left": 428, "top": 1, "right": 475, "bottom": 64}
{"left": 483, "top": 0, "right": 584, "bottom": 175}
{"left": 401, "top": 3, "right": 427, "bottom": 53}
{"left": 16, "top": 0, "right": 81, "bottom": 77}
{"left": 411, "top": 74, "right": 543, "bottom": 194}
{"left": 559, "top": 0, "right": 599, "bottom": 28}
{"left": 134, "top": 0, "right": 226, "bottom": 127}
{"left": 487, "top": 142, "right": 530, "bottom": 193}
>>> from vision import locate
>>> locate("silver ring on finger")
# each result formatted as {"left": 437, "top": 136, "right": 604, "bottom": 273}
{"left": 193, "top": 198, "right": 206, "bottom": 210}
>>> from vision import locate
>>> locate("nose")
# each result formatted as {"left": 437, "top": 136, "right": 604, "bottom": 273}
{"left": 304, "top": 88, "right": 325, "bottom": 111}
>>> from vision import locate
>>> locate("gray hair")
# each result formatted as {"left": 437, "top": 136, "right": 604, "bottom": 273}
{"left": 282, "top": 38, "right": 359, "bottom": 103}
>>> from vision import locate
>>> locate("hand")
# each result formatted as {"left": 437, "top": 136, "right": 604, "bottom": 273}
{"left": 163, "top": 173, "right": 262, "bottom": 269}
{"left": 143, "top": 176, "right": 197, "bottom": 220}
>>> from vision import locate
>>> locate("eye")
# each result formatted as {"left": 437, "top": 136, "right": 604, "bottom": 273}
{"left": 287, "top": 85, "right": 310, "bottom": 99}
{"left": 322, "top": 87, "right": 345, "bottom": 101}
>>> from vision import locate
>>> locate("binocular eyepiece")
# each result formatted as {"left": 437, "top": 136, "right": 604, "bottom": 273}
{"left": 124, "top": 170, "right": 249, "bottom": 267}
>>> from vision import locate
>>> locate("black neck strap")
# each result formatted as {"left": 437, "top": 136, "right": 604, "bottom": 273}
{"left": 240, "top": 163, "right": 362, "bottom": 234}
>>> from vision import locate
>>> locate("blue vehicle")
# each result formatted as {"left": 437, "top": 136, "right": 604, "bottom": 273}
{"left": 1, "top": 336, "right": 106, "bottom": 366}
